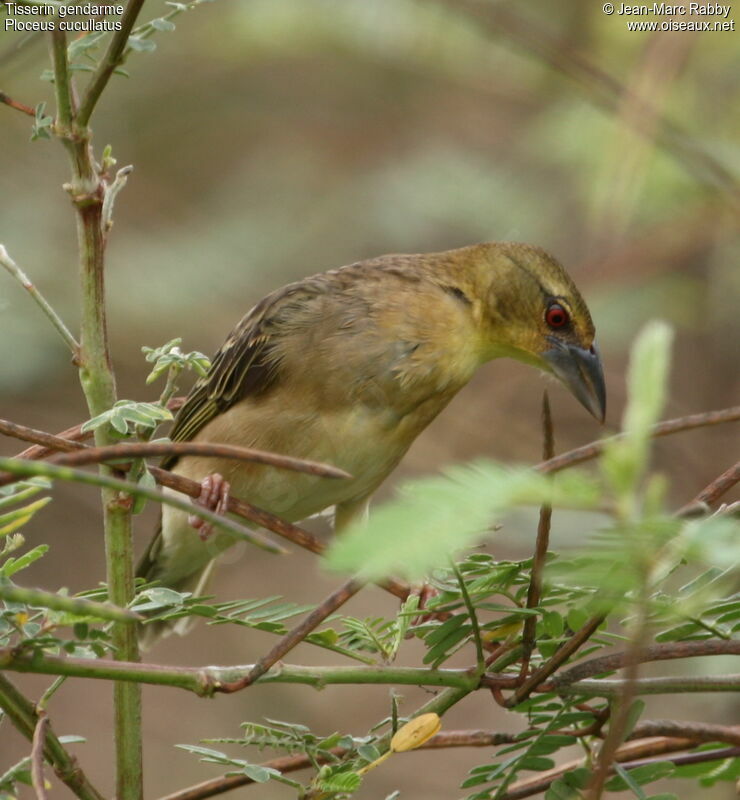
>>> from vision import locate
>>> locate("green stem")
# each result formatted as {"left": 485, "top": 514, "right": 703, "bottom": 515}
{"left": 47, "top": 31, "right": 74, "bottom": 128}
{"left": 0, "top": 652, "right": 481, "bottom": 694}
{"left": 0, "top": 673, "right": 106, "bottom": 800}
{"left": 48, "top": 28, "right": 143, "bottom": 800}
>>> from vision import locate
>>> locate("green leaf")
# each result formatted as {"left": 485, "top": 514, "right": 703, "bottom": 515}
{"left": 151, "top": 17, "right": 177, "bottom": 30}
{"left": 127, "top": 36, "right": 157, "bottom": 52}
{"left": 326, "top": 462, "right": 598, "bottom": 581}
{"left": 621, "top": 699, "right": 646, "bottom": 740}
{"left": 605, "top": 762, "right": 675, "bottom": 792}
{"left": 241, "top": 764, "right": 274, "bottom": 783}
{"left": 1, "top": 545, "right": 49, "bottom": 578}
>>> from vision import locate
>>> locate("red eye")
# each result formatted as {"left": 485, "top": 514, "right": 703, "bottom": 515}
{"left": 545, "top": 303, "right": 569, "bottom": 328}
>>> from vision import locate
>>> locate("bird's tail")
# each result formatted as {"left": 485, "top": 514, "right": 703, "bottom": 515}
{"left": 135, "top": 520, "right": 218, "bottom": 650}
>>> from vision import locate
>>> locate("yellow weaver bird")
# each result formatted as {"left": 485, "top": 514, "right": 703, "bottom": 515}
{"left": 137, "top": 242, "right": 605, "bottom": 643}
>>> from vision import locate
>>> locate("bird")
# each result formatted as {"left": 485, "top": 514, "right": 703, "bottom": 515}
{"left": 136, "top": 242, "right": 605, "bottom": 645}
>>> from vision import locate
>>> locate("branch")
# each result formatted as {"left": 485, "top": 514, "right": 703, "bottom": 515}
{"left": 47, "top": 440, "right": 350, "bottom": 479}
{"left": 552, "top": 640, "right": 740, "bottom": 686}
{"left": 218, "top": 578, "right": 365, "bottom": 691}
{"left": 0, "top": 245, "right": 80, "bottom": 358}
{"left": 0, "top": 673, "right": 105, "bottom": 800}
{"left": 536, "top": 405, "right": 740, "bottom": 475}
{"left": 501, "top": 737, "right": 726, "bottom": 800}
{"left": 676, "top": 460, "right": 740, "bottom": 517}
{"left": 0, "top": 457, "right": 285, "bottom": 555}
{"left": 31, "top": 713, "right": 50, "bottom": 800}
{"left": 629, "top": 719, "right": 740, "bottom": 747}
{"left": 157, "top": 730, "right": 518, "bottom": 800}
{"left": 505, "top": 614, "right": 605, "bottom": 707}
{"left": 0, "top": 651, "right": 482, "bottom": 694}
{"left": 520, "top": 391, "right": 554, "bottom": 676}
{"left": 47, "top": 31, "right": 74, "bottom": 128}
{"left": 0, "top": 90, "right": 36, "bottom": 117}
{"left": 76, "top": 0, "right": 147, "bottom": 127}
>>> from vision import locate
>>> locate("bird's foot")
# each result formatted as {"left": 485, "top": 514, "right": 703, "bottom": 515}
{"left": 408, "top": 583, "right": 442, "bottom": 629}
{"left": 188, "top": 473, "right": 231, "bottom": 541}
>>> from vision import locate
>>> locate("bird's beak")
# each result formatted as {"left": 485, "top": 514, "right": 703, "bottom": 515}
{"left": 542, "top": 340, "right": 606, "bottom": 422}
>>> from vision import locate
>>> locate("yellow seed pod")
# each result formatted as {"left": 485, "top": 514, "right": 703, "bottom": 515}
{"left": 390, "top": 713, "right": 441, "bottom": 752}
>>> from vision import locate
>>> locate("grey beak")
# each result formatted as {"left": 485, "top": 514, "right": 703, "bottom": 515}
{"left": 543, "top": 340, "right": 606, "bottom": 423}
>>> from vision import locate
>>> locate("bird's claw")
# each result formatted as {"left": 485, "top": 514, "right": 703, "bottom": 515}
{"left": 188, "top": 473, "right": 231, "bottom": 541}
{"left": 407, "top": 583, "right": 442, "bottom": 632}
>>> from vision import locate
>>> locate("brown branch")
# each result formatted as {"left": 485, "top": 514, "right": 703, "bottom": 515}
{"left": 535, "top": 406, "right": 740, "bottom": 475}
{"left": 676, "top": 460, "right": 740, "bottom": 517}
{"left": 619, "top": 744, "right": 740, "bottom": 770}
{"left": 157, "top": 729, "right": 519, "bottom": 800}
{"left": 0, "top": 419, "right": 349, "bottom": 479}
{"left": 552, "top": 640, "right": 740, "bottom": 687}
{"left": 629, "top": 720, "right": 740, "bottom": 747}
{"left": 0, "top": 90, "right": 36, "bottom": 117}
{"left": 218, "top": 578, "right": 365, "bottom": 692}
{"left": 48, "top": 441, "right": 351, "bottom": 479}
{"left": 520, "top": 391, "right": 554, "bottom": 678}
{"left": 31, "top": 712, "right": 50, "bottom": 800}
{"left": 505, "top": 614, "right": 605, "bottom": 707}
{"left": 501, "top": 737, "right": 707, "bottom": 800}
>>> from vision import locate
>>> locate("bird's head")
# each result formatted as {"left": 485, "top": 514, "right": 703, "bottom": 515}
{"left": 469, "top": 242, "right": 606, "bottom": 422}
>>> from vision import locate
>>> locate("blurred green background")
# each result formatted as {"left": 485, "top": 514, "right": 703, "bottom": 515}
{"left": 1, "top": 1, "right": 738, "bottom": 797}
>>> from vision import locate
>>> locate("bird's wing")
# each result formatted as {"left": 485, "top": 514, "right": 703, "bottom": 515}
{"left": 163, "top": 278, "right": 328, "bottom": 468}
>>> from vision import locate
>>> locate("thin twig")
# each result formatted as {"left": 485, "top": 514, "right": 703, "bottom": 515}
{"left": 0, "top": 245, "right": 80, "bottom": 357}
{"left": 156, "top": 729, "right": 519, "bottom": 800}
{"left": 505, "top": 614, "right": 605, "bottom": 707}
{"left": 520, "top": 391, "right": 554, "bottom": 677}
{"left": 676, "top": 460, "right": 740, "bottom": 517}
{"left": 620, "top": 745, "right": 740, "bottom": 770}
{"left": 218, "top": 578, "right": 365, "bottom": 692}
{"left": 629, "top": 720, "right": 740, "bottom": 747}
{"left": 536, "top": 406, "right": 740, "bottom": 475}
{"left": 31, "top": 712, "right": 50, "bottom": 800}
{"left": 76, "top": 0, "right": 147, "bottom": 127}
{"left": 501, "top": 737, "right": 717, "bottom": 800}
{"left": 552, "top": 639, "right": 740, "bottom": 686}
{"left": 47, "top": 440, "right": 350, "bottom": 479}
{"left": 0, "top": 90, "right": 36, "bottom": 116}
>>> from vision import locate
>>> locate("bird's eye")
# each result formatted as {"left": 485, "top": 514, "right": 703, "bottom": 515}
{"left": 545, "top": 303, "right": 569, "bottom": 329}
